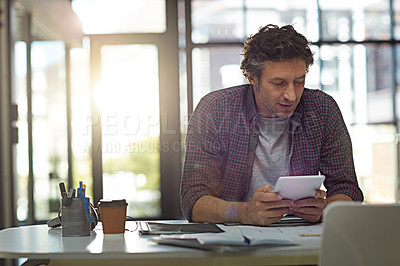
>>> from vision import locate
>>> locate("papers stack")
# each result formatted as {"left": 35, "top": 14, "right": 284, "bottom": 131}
{"left": 150, "top": 224, "right": 298, "bottom": 252}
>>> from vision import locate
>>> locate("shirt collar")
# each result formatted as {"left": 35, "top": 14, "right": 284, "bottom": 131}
{"left": 245, "top": 84, "right": 258, "bottom": 123}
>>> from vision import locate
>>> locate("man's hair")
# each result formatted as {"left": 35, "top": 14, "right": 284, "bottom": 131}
{"left": 240, "top": 24, "right": 314, "bottom": 81}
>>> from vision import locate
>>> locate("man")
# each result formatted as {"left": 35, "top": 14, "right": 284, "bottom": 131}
{"left": 180, "top": 24, "right": 363, "bottom": 226}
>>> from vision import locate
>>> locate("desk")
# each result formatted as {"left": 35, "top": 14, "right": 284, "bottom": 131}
{"left": 0, "top": 221, "right": 322, "bottom": 266}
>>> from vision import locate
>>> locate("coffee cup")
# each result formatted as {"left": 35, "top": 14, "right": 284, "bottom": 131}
{"left": 98, "top": 199, "right": 128, "bottom": 234}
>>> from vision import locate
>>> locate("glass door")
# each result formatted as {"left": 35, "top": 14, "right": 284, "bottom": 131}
{"left": 95, "top": 44, "right": 161, "bottom": 217}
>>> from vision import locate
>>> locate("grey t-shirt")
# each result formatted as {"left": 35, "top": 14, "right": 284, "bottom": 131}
{"left": 245, "top": 116, "right": 291, "bottom": 201}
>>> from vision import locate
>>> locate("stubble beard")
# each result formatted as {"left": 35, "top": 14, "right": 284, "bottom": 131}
{"left": 255, "top": 82, "right": 280, "bottom": 118}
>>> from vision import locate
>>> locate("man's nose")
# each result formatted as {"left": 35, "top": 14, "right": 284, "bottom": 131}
{"left": 284, "top": 83, "right": 296, "bottom": 101}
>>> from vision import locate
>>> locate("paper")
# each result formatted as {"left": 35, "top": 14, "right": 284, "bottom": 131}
{"left": 160, "top": 225, "right": 295, "bottom": 246}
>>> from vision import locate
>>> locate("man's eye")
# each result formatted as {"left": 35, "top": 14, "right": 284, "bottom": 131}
{"left": 272, "top": 81, "right": 284, "bottom": 86}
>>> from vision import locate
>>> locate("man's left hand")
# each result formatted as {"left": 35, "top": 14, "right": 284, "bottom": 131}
{"left": 291, "top": 190, "right": 326, "bottom": 223}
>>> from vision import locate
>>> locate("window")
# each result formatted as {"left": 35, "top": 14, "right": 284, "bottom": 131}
{"left": 192, "top": 46, "right": 245, "bottom": 107}
{"left": 31, "top": 41, "right": 68, "bottom": 221}
{"left": 191, "top": 0, "right": 319, "bottom": 43}
{"left": 72, "top": 0, "right": 166, "bottom": 34}
{"left": 319, "top": 0, "right": 391, "bottom": 41}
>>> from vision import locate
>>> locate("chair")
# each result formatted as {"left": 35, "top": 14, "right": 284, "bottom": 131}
{"left": 319, "top": 201, "right": 400, "bottom": 266}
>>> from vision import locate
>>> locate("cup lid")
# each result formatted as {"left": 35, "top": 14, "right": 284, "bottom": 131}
{"left": 98, "top": 199, "right": 128, "bottom": 207}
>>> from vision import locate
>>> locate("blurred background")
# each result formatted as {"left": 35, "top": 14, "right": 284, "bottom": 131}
{"left": 0, "top": 0, "right": 399, "bottom": 228}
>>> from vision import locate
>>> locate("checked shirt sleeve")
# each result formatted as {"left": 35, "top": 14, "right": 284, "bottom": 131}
{"left": 320, "top": 97, "right": 364, "bottom": 202}
{"left": 180, "top": 97, "right": 226, "bottom": 221}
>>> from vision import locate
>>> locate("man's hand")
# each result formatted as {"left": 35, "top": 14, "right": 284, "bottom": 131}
{"left": 291, "top": 190, "right": 327, "bottom": 223}
{"left": 241, "top": 185, "right": 293, "bottom": 226}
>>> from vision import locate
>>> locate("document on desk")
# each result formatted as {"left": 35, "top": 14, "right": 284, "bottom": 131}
{"left": 200, "top": 226, "right": 294, "bottom": 246}
{"left": 157, "top": 225, "right": 295, "bottom": 247}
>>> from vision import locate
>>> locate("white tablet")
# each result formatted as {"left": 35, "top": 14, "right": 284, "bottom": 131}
{"left": 274, "top": 175, "right": 325, "bottom": 201}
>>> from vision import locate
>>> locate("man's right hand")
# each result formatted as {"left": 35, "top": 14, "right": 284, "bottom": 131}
{"left": 191, "top": 185, "right": 293, "bottom": 226}
{"left": 241, "top": 185, "right": 293, "bottom": 226}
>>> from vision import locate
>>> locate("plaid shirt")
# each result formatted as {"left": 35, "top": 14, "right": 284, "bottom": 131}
{"left": 180, "top": 84, "right": 364, "bottom": 221}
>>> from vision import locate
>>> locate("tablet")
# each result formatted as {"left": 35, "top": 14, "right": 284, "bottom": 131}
{"left": 137, "top": 221, "right": 224, "bottom": 235}
{"left": 274, "top": 175, "right": 325, "bottom": 201}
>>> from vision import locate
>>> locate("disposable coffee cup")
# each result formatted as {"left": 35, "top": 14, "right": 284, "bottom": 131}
{"left": 98, "top": 199, "right": 128, "bottom": 234}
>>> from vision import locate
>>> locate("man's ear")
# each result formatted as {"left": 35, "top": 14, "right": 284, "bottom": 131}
{"left": 247, "top": 75, "right": 256, "bottom": 85}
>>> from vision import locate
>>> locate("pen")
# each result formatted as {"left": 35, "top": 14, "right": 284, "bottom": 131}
{"left": 60, "top": 182, "right": 74, "bottom": 206}
{"left": 59, "top": 182, "right": 67, "bottom": 198}
{"left": 299, "top": 233, "right": 321, "bottom": 237}
{"left": 67, "top": 188, "right": 74, "bottom": 198}
{"left": 243, "top": 235, "right": 251, "bottom": 245}
{"left": 77, "top": 181, "right": 83, "bottom": 198}
{"left": 77, "top": 181, "right": 94, "bottom": 223}
{"left": 223, "top": 222, "right": 243, "bottom": 226}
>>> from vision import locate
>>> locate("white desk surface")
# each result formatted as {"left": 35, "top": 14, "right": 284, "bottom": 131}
{"left": 0, "top": 221, "right": 322, "bottom": 266}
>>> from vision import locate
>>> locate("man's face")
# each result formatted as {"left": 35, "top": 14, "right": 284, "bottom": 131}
{"left": 249, "top": 58, "right": 306, "bottom": 118}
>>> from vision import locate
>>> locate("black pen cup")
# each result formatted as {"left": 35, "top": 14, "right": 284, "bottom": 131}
{"left": 61, "top": 197, "right": 91, "bottom": 237}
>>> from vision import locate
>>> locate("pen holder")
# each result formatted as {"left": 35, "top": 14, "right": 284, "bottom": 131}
{"left": 61, "top": 197, "right": 91, "bottom": 237}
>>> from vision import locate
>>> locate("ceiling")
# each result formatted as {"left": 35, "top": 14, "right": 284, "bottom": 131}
{"left": 15, "top": 0, "right": 83, "bottom": 47}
